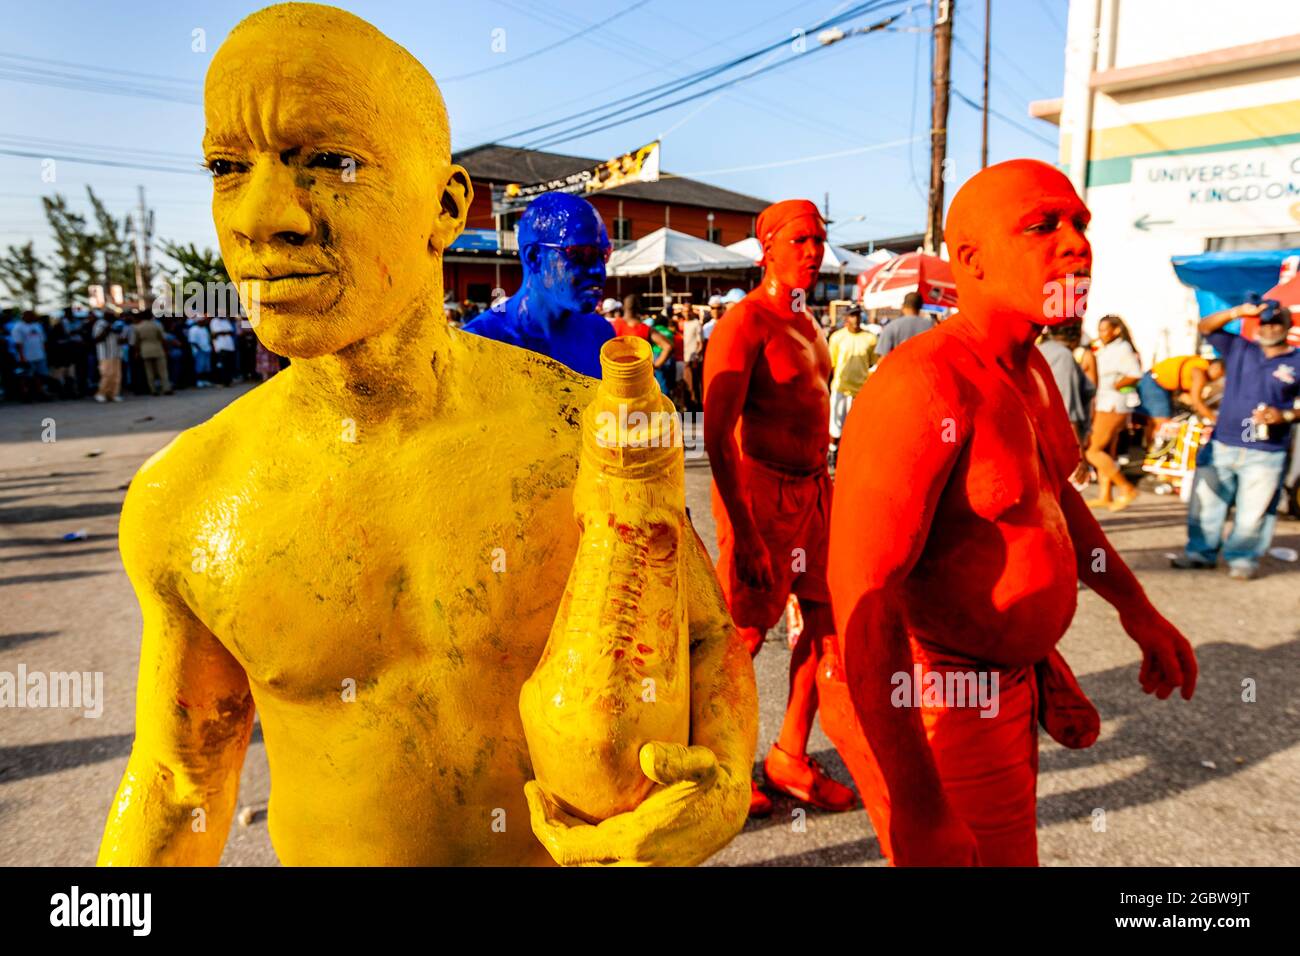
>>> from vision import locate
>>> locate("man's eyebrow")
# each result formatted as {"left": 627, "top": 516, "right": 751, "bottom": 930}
{"left": 1013, "top": 199, "right": 1086, "bottom": 229}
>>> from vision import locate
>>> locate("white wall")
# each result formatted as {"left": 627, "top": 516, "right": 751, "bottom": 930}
{"left": 1111, "top": 0, "right": 1298, "bottom": 69}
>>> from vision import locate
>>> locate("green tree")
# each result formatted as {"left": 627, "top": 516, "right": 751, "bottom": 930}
{"left": 42, "top": 194, "right": 97, "bottom": 309}
{"left": 0, "top": 241, "right": 45, "bottom": 310}
{"left": 158, "top": 239, "right": 230, "bottom": 286}
{"left": 86, "top": 186, "right": 135, "bottom": 292}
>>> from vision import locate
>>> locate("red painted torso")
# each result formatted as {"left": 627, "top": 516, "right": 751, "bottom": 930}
{"left": 875, "top": 324, "right": 1081, "bottom": 666}
{"left": 724, "top": 293, "right": 831, "bottom": 472}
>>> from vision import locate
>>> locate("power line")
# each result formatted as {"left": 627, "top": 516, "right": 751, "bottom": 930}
{"left": 466, "top": 0, "right": 863, "bottom": 150}
{"left": 522, "top": 2, "right": 909, "bottom": 150}
{"left": 0, "top": 51, "right": 200, "bottom": 87}
{"left": 951, "top": 87, "right": 1057, "bottom": 148}
{"left": 0, "top": 133, "right": 198, "bottom": 164}
{"left": 492, "top": 0, "right": 898, "bottom": 146}
{"left": 1037, "top": 0, "right": 1066, "bottom": 34}
{"left": 0, "top": 148, "right": 204, "bottom": 176}
{"left": 905, "top": 3, "right": 927, "bottom": 202}
{"left": 665, "top": 135, "right": 921, "bottom": 177}
{"left": 454, "top": 0, "right": 811, "bottom": 143}
{"left": 0, "top": 66, "right": 200, "bottom": 105}
{"left": 440, "top": 0, "right": 653, "bottom": 81}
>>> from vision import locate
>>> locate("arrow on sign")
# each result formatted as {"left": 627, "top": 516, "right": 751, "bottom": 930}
{"left": 1134, "top": 213, "right": 1174, "bottom": 231}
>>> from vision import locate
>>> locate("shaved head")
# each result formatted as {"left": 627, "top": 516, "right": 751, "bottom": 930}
{"left": 202, "top": 2, "right": 471, "bottom": 359}
{"left": 944, "top": 158, "right": 1091, "bottom": 329}
{"left": 211, "top": 3, "right": 450, "bottom": 166}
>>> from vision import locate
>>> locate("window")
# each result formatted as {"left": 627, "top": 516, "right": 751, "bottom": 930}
{"left": 613, "top": 217, "right": 632, "bottom": 242}
{"left": 707, "top": 225, "right": 722, "bottom": 244}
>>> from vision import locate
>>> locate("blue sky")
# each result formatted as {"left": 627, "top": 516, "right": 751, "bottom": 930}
{"left": 0, "top": 0, "right": 1067, "bottom": 271}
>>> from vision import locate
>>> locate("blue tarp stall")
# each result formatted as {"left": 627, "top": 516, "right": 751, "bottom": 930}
{"left": 1170, "top": 248, "right": 1300, "bottom": 317}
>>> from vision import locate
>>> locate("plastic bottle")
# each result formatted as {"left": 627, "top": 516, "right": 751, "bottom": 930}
{"left": 519, "top": 336, "right": 690, "bottom": 822}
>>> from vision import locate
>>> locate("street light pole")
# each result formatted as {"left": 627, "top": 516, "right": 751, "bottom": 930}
{"left": 981, "top": 0, "right": 991, "bottom": 169}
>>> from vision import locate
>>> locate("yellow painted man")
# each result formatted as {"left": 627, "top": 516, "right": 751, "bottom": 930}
{"left": 97, "top": 3, "right": 756, "bottom": 867}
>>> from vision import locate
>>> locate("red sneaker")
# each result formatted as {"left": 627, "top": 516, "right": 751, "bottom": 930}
{"left": 749, "top": 780, "right": 774, "bottom": 817}
{"left": 763, "top": 745, "right": 856, "bottom": 812}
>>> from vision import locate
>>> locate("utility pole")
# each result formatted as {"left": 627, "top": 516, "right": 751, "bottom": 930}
{"left": 981, "top": 0, "right": 991, "bottom": 168}
{"left": 925, "top": 0, "right": 954, "bottom": 255}
{"left": 134, "top": 185, "right": 153, "bottom": 308}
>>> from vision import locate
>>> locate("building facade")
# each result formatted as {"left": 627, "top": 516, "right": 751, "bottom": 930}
{"left": 443, "top": 144, "right": 768, "bottom": 306}
{"left": 1033, "top": 0, "right": 1300, "bottom": 362}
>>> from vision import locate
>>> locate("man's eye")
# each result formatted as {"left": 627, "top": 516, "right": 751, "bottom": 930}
{"left": 307, "top": 152, "right": 357, "bottom": 171}
{"left": 1026, "top": 219, "right": 1057, "bottom": 233}
{"left": 204, "top": 158, "right": 244, "bottom": 178}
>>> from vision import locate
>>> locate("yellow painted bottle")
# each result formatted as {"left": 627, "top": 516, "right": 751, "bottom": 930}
{"left": 519, "top": 336, "right": 690, "bottom": 822}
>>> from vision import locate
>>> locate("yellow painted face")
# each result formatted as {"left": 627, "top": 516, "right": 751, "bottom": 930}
{"left": 202, "top": 6, "right": 466, "bottom": 359}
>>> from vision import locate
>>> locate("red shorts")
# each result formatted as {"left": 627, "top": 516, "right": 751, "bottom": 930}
{"left": 816, "top": 635, "right": 1040, "bottom": 866}
{"left": 711, "top": 458, "right": 832, "bottom": 633}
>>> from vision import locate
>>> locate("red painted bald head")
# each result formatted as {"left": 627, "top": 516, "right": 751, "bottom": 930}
{"left": 945, "top": 159, "right": 1091, "bottom": 328}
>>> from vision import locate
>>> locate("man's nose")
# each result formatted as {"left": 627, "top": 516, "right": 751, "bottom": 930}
{"left": 227, "top": 156, "right": 313, "bottom": 245}
{"left": 1059, "top": 224, "right": 1091, "bottom": 264}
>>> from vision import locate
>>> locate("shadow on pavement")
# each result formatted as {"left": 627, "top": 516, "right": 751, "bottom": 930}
{"left": 0, "top": 534, "right": 117, "bottom": 549}
{"left": 0, "top": 733, "right": 134, "bottom": 784}
{"left": 0, "top": 631, "right": 60, "bottom": 651}
{"left": 0, "top": 501, "right": 121, "bottom": 525}
{"left": 0, "top": 547, "right": 117, "bottom": 564}
{"left": 0, "top": 570, "right": 108, "bottom": 587}
{"left": 733, "top": 639, "right": 1298, "bottom": 866}
{"left": 1038, "top": 638, "right": 1300, "bottom": 825}
{"left": 0, "top": 723, "right": 265, "bottom": 786}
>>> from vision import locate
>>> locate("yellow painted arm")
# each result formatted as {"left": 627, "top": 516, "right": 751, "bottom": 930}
{"left": 98, "top": 465, "right": 254, "bottom": 866}
{"left": 526, "top": 519, "right": 758, "bottom": 866}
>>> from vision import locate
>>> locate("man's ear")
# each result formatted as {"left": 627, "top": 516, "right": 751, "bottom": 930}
{"left": 955, "top": 240, "right": 983, "bottom": 280}
{"left": 429, "top": 164, "right": 473, "bottom": 254}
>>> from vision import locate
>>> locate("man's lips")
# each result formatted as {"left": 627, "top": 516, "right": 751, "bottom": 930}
{"left": 238, "top": 271, "right": 335, "bottom": 306}
{"left": 241, "top": 271, "right": 330, "bottom": 281}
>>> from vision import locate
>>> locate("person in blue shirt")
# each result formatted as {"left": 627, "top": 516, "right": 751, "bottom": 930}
{"left": 462, "top": 192, "right": 613, "bottom": 378}
{"left": 1174, "top": 298, "right": 1300, "bottom": 579}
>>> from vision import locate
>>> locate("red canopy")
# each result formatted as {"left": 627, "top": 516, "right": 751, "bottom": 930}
{"left": 1263, "top": 255, "right": 1300, "bottom": 345}
{"left": 856, "top": 252, "right": 958, "bottom": 310}
{"left": 1264, "top": 274, "right": 1300, "bottom": 308}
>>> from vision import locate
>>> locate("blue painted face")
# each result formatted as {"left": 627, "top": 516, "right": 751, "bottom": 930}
{"left": 518, "top": 193, "right": 610, "bottom": 315}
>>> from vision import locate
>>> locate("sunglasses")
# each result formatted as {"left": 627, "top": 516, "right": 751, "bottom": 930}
{"left": 536, "top": 242, "right": 611, "bottom": 268}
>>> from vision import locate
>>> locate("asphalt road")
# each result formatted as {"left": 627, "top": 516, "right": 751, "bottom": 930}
{"left": 1, "top": 386, "right": 1297, "bottom": 866}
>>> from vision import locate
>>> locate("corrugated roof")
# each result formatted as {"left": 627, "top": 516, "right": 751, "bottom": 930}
{"left": 452, "top": 143, "right": 769, "bottom": 214}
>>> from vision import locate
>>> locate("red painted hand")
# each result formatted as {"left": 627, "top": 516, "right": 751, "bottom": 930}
{"left": 1122, "top": 608, "right": 1198, "bottom": 700}
{"left": 734, "top": 528, "right": 775, "bottom": 593}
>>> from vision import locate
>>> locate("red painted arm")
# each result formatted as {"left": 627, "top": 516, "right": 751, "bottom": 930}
{"left": 828, "top": 355, "right": 979, "bottom": 864}
{"left": 702, "top": 309, "right": 772, "bottom": 590}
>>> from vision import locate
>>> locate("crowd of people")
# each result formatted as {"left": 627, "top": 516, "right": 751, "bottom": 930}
{"left": 814, "top": 292, "right": 1299, "bottom": 580}
{"left": 1, "top": 307, "right": 287, "bottom": 404}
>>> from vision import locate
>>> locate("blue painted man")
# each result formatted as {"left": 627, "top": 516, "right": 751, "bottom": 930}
{"left": 463, "top": 192, "right": 614, "bottom": 377}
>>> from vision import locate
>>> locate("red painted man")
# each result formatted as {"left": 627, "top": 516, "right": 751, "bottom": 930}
{"left": 824, "top": 160, "right": 1198, "bottom": 865}
{"left": 704, "top": 199, "right": 855, "bottom": 816}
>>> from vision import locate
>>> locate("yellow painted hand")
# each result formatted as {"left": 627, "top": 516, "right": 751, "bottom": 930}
{"left": 524, "top": 741, "right": 747, "bottom": 866}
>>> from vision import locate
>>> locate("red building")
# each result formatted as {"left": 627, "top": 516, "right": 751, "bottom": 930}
{"left": 444, "top": 144, "right": 769, "bottom": 306}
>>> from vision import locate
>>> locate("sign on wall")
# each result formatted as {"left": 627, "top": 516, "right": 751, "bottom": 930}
{"left": 1130, "top": 145, "right": 1300, "bottom": 234}
{"left": 492, "top": 141, "right": 661, "bottom": 215}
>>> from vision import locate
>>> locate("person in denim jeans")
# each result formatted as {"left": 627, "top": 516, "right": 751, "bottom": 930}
{"left": 1175, "top": 299, "right": 1299, "bottom": 579}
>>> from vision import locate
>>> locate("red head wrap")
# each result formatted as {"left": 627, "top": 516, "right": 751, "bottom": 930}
{"left": 756, "top": 199, "right": 825, "bottom": 265}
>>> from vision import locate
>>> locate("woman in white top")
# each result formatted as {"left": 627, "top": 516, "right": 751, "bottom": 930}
{"left": 1085, "top": 314, "right": 1143, "bottom": 510}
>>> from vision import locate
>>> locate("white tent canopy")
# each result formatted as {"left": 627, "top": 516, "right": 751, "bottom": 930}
{"left": 725, "top": 237, "right": 891, "bottom": 276}
{"left": 607, "top": 227, "right": 757, "bottom": 277}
